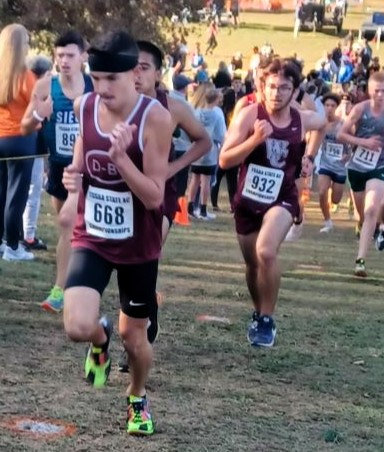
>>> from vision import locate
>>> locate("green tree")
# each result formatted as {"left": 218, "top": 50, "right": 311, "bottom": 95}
{"left": 0, "top": 0, "right": 205, "bottom": 49}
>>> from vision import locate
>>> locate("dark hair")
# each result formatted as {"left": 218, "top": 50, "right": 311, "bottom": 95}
{"left": 222, "top": 87, "right": 236, "bottom": 112}
{"left": 28, "top": 55, "right": 53, "bottom": 78}
{"left": 54, "top": 30, "right": 86, "bottom": 51}
{"left": 322, "top": 93, "right": 341, "bottom": 106}
{"left": 91, "top": 30, "right": 138, "bottom": 57}
{"left": 284, "top": 57, "right": 303, "bottom": 75}
{"left": 260, "top": 58, "right": 301, "bottom": 89}
{"left": 137, "top": 40, "right": 163, "bottom": 70}
{"left": 307, "top": 69, "right": 319, "bottom": 81}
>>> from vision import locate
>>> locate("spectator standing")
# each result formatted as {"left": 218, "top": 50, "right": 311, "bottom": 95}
{"left": 0, "top": 24, "right": 41, "bottom": 261}
{"left": 187, "top": 84, "right": 226, "bottom": 220}
{"left": 22, "top": 55, "right": 53, "bottom": 251}
{"left": 230, "top": 0, "right": 240, "bottom": 27}
{"left": 213, "top": 61, "right": 232, "bottom": 89}
{"left": 361, "top": 39, "right": 372, "bottom": 70}
{"left": 206, "top": 20, "right": 219, "bottom": 55}
{"left": 231, "top": 51, "right": 243, "bottom": 72}
{"left": 169, "top": 74, "right": 194, "bottom": 197}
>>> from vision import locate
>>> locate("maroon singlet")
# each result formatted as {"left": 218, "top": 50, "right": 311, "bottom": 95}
{"left": 156, "top": 89, "right": 179, "bottom": 222}
{"left": 234, "top": 103, "right": 302, "bottom": 235}
{"left": 72, "top": 92, "right": 163, "bottom": 264}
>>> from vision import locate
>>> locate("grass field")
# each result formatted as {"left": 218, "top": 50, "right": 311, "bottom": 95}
{"left": 0, "top": 183, "right": 384, "bottom": 451}
{"left": 1, "top": 1, "right": 384, "bottom": 450}
{"left": 182, "top": 0, "right": 384, "bottom": 74}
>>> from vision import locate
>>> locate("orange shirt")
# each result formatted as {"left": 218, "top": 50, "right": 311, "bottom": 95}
{"left": 0, "top": 70, "right": 36, "bottom": 137}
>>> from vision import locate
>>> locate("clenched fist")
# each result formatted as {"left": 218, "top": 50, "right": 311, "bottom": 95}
{"left": 253, "top": 119, "right": 273, "bottom": 143}
{"left": 63, "top": 164, "right": 82, "bottom": 193}
{"left": 109, "top": 123, "right": 138, "bottom": 164}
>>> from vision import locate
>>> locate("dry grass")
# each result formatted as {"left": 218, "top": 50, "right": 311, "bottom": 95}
{"left": 0, "top": 182, "right": 383, "bottom": 451}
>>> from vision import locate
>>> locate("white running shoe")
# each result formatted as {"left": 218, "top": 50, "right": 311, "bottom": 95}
{"left": 285, "top": 222, "right": 303, "bottom": 242}
{"left": 197, "top": 211, "right": 216, "bottom": 221}
{"left": 320, "top": 220, "right": 333, "bottom": 233}
{"left": 3, "top": 244, "right": 34, "bottom": 261}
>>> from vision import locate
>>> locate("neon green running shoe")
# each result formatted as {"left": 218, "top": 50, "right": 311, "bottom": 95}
{"left": 330, "top": 203, "right": 339, "bottom": 214}
{"left": 127, "top": 395, "right": 154, "bottom": 435}
{"left": 41, "top": 286, "right": 64, "bottom": 313}
{"left": 84, "top": 317, "right": 112, "bottom": 388}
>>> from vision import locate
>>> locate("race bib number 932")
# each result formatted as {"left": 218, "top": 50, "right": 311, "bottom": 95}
{"left": 242, "top": 164, "right": 284, "bottom": 204}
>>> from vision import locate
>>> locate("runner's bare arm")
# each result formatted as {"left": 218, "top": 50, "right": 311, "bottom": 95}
{"left": 300, "top": 98, "right": 326, "bottom": 133}
{"left": 109, "top": 103, "right": 172, "bottom": 210}
{"left": 232, "top": 95, "right": 249, "bottom": 121}
{"left": 167, "top": 96, "right": 211, "bottom": 179}
{"left": 20, "top": 74, "right": 53, "bottom": 134}
{"left": 220, "top": 104, "right": 271, "bottom": 169}
{"left": 72, "top": 96, "right": 85, "bottom": 171}
{"left": 301, "top": 127, "right": 326, "bottom": 177}
{"left": 291, "top": 91, "right": 317, "bottom": 112}
{"left": 337, "top": 101, "right": 382, "bottom": 150}
{"left": 62, "top": 96, "right": 89, "bottom": 192}
{"left": 62, "top": 135, "right": 84, "bottom": 193}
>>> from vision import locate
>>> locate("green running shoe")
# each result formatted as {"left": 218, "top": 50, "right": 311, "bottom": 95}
{"left": 126, "top": 395, "right": 154, "bottom": 436}
{"left": 41, "top": 286, "right": 64, "bottom": 313}
{"left": 84, "top": 317, "right": 112, "bottom": 388}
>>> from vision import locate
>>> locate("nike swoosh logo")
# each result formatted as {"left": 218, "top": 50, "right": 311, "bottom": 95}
{"left": 129, "top": 300, "right": 146, "bottom": 307}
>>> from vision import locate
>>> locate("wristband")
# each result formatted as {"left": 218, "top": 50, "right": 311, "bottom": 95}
{"left": 304, "top": 154, "right": 314, "bottom": 163}
{"left": 32, "top": 110, "right": 44, "bottom": 122}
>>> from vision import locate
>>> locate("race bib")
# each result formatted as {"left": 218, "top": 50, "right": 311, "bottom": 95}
{"left": 353, "top": 146, "right": 380, "bottom": 170}
{"left": 85, "top": 186, "right": 133, "bottom": 240}
{"left": 242, "top": 164, "right": 284, "bottom": 204}
{"left": 326, "top": 142, "right": 343, "bottom": 161}
{"left": 55, "top": 123, "right": 79, "bottom": 157}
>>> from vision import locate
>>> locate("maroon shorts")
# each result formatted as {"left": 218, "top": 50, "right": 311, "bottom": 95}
{"left": 234, "top": 197, "right": 299, "bottom": 235}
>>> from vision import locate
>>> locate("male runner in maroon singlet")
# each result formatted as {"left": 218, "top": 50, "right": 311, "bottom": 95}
{"left": 232, "top": 62, "right": 323, "bottom": 243}
{"left": 117, "top": 40, "right": 211, "bottom": 373}
{"left": 62, "top": 31, "right": 172, "bottom": 436}
{"left": 135, "top": 40, "right": 211, "bottom": 240}
{"left": 220, "top": 59, "right": 326, "bottom": 347}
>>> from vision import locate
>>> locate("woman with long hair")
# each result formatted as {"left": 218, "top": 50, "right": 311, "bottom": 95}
{"left": 187, "top": 82, "right": 226, "bottom": 220}
{"left": 0, "top": 24, "right": 39, "bottom": 260}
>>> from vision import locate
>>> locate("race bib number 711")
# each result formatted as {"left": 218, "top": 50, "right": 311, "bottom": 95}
{"left": 85, "top": 186, "right": 133, "bottom": 240}
{"left": 242, "top": 164, "right": 284, "bottom": 204}
{"left": 353, "top": 146, "right": 380, "bottom": 170}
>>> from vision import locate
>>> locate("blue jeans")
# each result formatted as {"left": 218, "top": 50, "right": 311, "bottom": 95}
{"left": 0, "top": 134, "right": 36, "bottom": 248}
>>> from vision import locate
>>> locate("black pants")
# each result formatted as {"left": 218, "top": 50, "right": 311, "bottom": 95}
{"left": 175, "top": 150, "right": 190, "bottom": 197}
{"left": 211, "top": 165, "right": 238, "bottom": 210}
{"left": 0, "top": 134, "right": 36, "bottom": 248}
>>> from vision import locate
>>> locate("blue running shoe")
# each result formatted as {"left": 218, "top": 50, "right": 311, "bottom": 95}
{"left": 248, "top": 315, "right": 276, "bottom": 347}
{"left": 246, "top": 311, "right": 260, "bottom": 344}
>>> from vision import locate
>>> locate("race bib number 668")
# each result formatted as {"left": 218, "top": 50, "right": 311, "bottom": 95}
{"left": 85, "top": 186, "right": 133, "bottom": 240}
{"left": 242, "top": 164, "right": 284, "bottom": 204}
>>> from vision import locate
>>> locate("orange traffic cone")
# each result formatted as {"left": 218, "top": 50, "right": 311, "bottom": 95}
{"left": 174, "top": 196, "right": 190, "bottom": 226}
{"left": 301, "top": 187, "right": 311, "bottom": 205}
